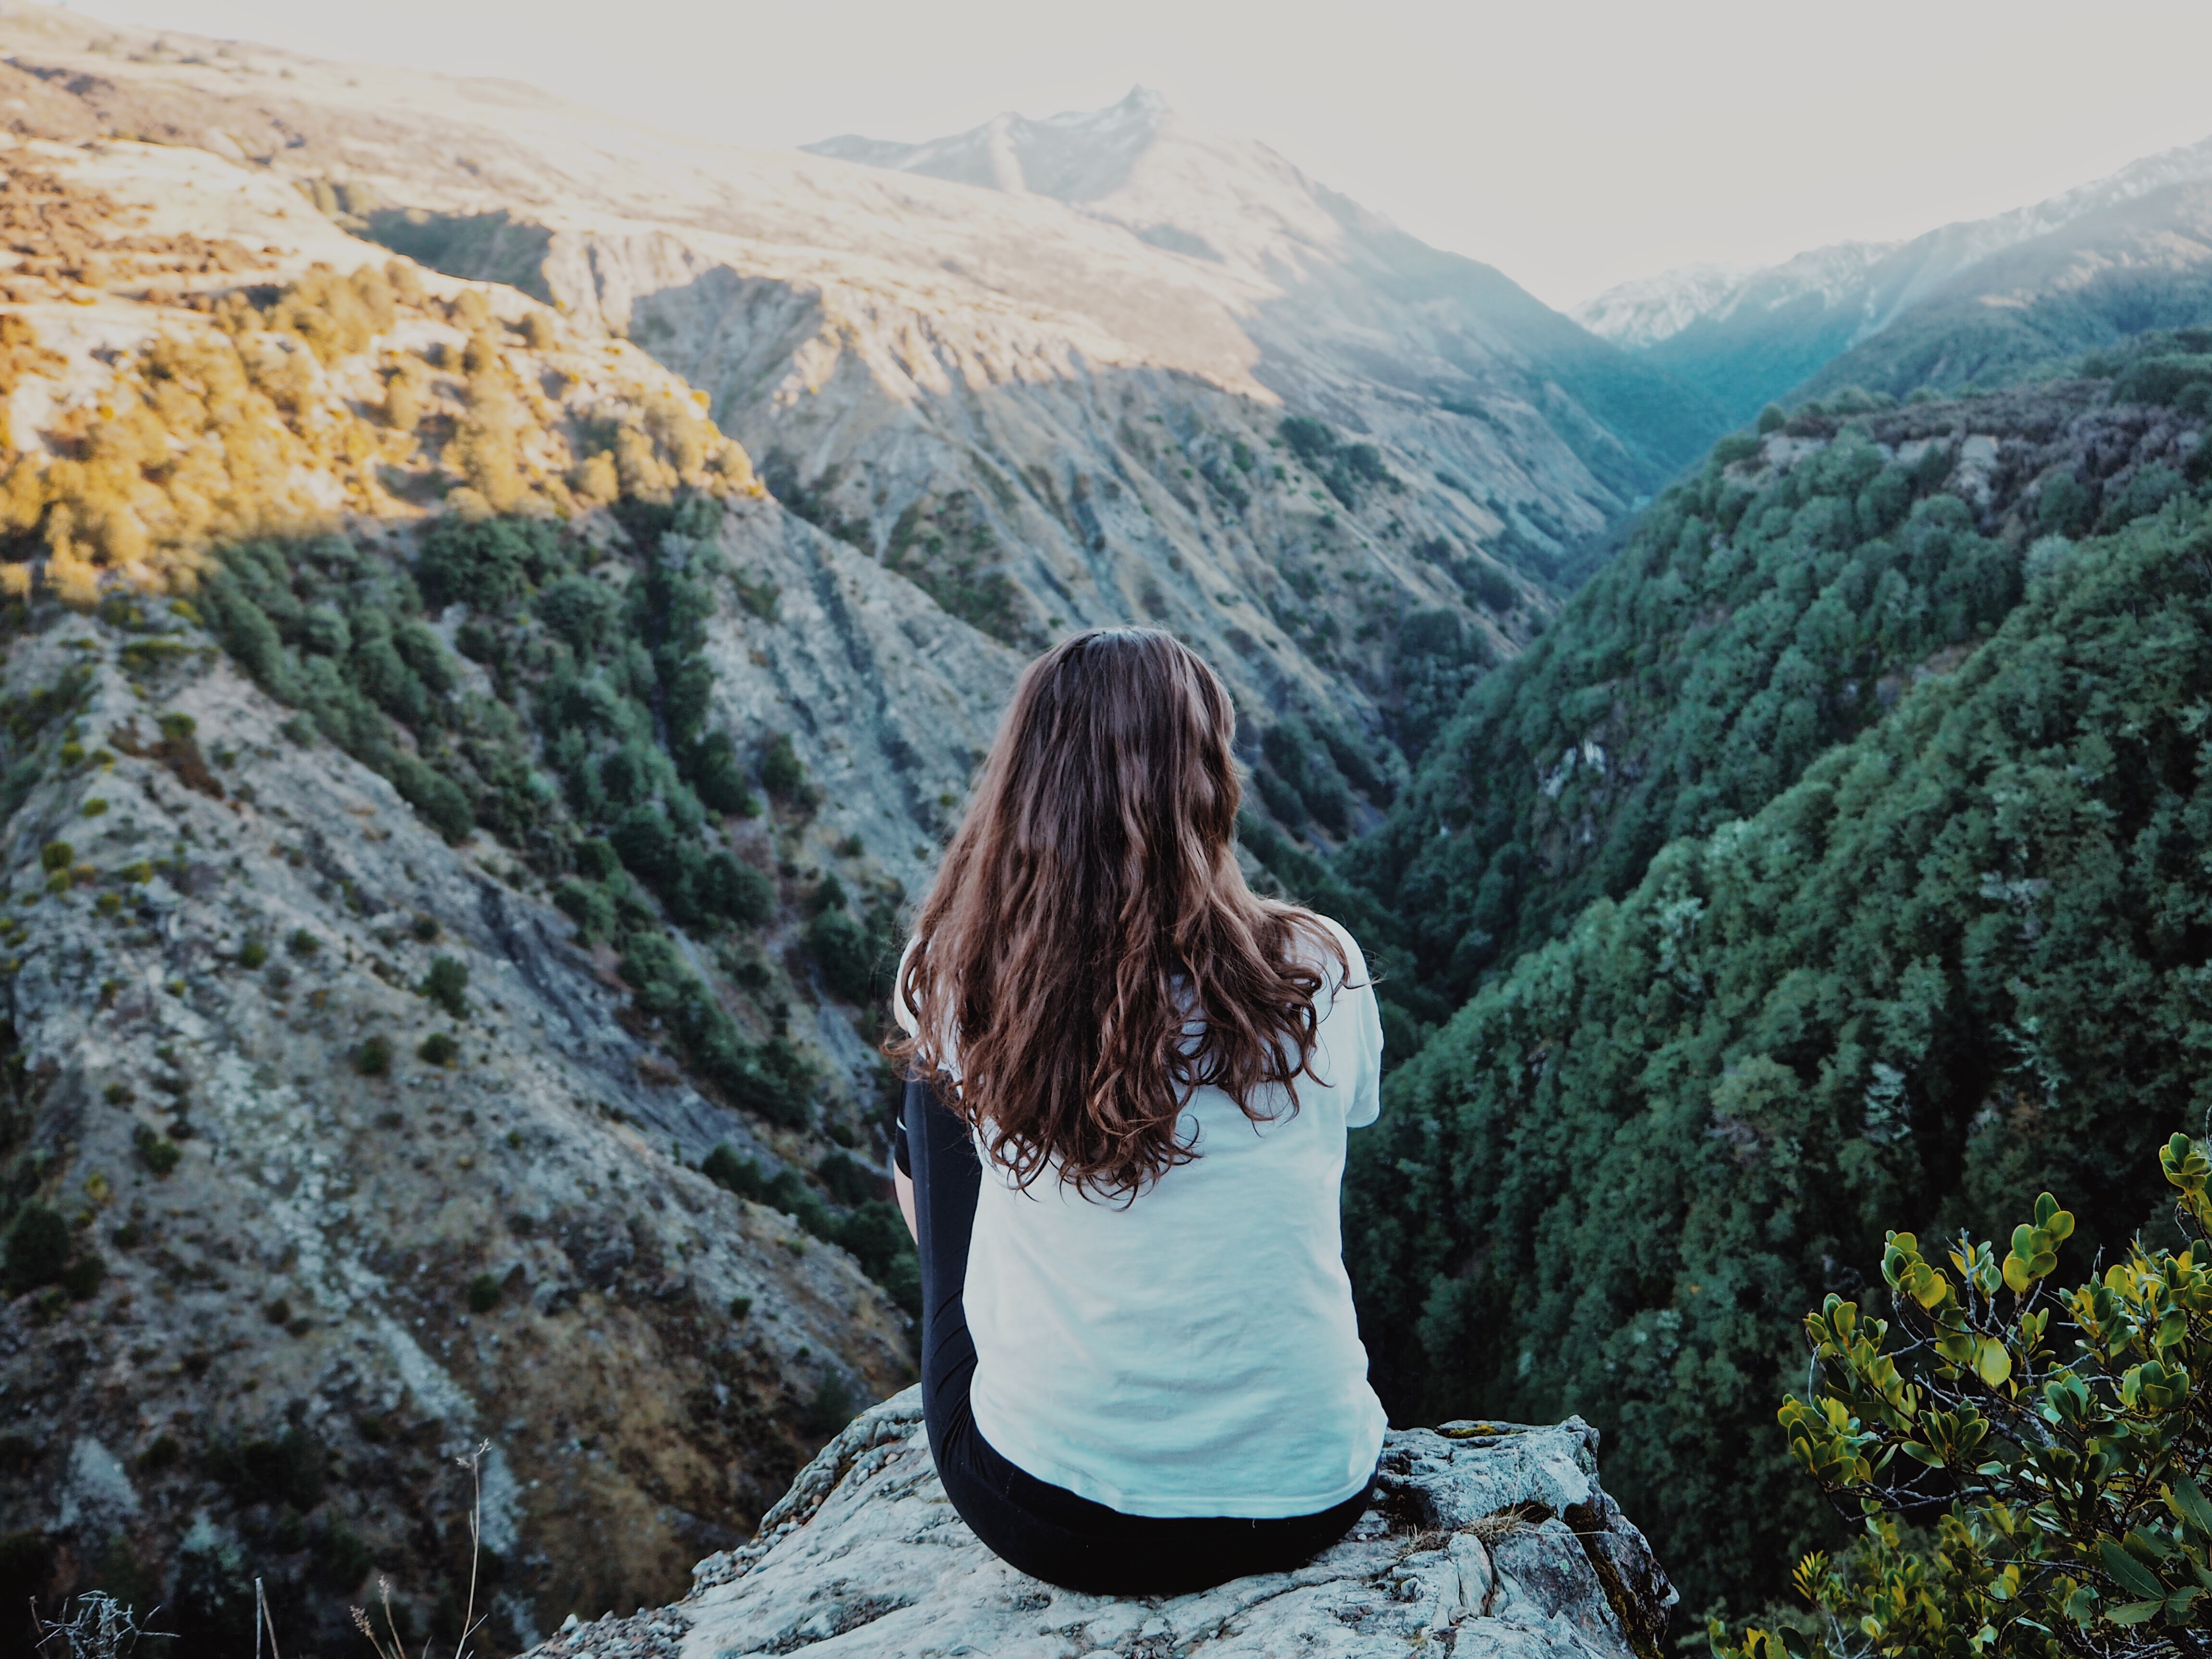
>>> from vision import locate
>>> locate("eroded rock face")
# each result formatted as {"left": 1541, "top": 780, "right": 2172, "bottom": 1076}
{"left": 529, "top": 1388, "right": 1675, "bottom": 1659}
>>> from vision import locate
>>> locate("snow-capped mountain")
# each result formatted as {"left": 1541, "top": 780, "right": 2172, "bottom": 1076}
{"left": 1578, "top": 130, "right": 2212, "bottom": 421}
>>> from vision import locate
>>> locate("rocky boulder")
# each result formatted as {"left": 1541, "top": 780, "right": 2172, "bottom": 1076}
{"left": 531, "top": 1387, "right": 1676, "bottom": 1659}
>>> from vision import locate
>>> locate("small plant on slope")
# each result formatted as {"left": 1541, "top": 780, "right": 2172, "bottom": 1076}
{"left": 1714, "top": 1132, "right": 2212, "bottom": 1659}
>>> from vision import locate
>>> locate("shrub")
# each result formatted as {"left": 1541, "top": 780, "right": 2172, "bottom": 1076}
{"left": 1717, "top": 1135, "right": 2212, "bottom": 1659}
{"left": 421, "top": 955, "right": 469, "bottom": 1017}
{"left": 692, "top": 732, "right": 760, "bottom": 817}
{"left": 417, "top": 1032, "right": 458, "bottom": 1066}
{"left": 2039, "top": 471, "right": 2094, "bottom": 536}
{"left": 1757, "top": 403, "right": 1787, "bottom": 433}
{"left": 79, "top": 798, "right": 108, "bottom": 818}
{"left": 805, "top": 909, "right": 875, "bottom": 1002}
{"left": 206, "top": 1424, "right": 325, "bottom": 1510}
{"left": 609, "top": 804, "right": 678, "bottom": 885}
{"left": 817, "top": 1148, "right": 882, "bottom": 1207}
{"left": 464, "top": 1272, "right": 501, "bottom": 1313}
{"left": 575, "top": 838, "right": 621, "bottom": 882}
{"left": 536, "top": 573, "right": 618, "bottom": 654}
{"left": 553, "top": 878, "right": 615, "bottom": 942}
{"left": 132, "top": 1126, "right": 181, "bottom": 1177}
{"left": 760, "top": 731, "right": 807, "bottom": 798}
{"left": 237, "top": 936, "right": 268, "bottom": 969}
{"left": 2, "top": 1202, "right": 68, "bottom": 1295}
{"left": 415, "top": 517, "right": 557, "bottom": 613}
{"left": 38, "top": 840, "right": 71, "bottom": 872}
{"left": 355, "top": 1034, "right": 392, "bottom": 1077}
{"left": 286, "top": 926, "right": 320, "bottom": 957}
{"left": 60, "top": 1253, "right": 103, "bottom": 1300}
{"left": 703, "top": 854, "right": 773, "bottom": 926}
{"left": 700, "top": 1142, "right": 766, "bottom": 1200}
{"left": 409, "top": 912, "right": 441, "bottom": 943}
{"left": 728, "top": 1294, "right": 752, "bottom": 1320}
{"left": 389, "top": 754, "right": 474, "bottom": 842}
{"left": 835, "top": 1201, "right": 921, "bottom": 1316}
{"left": 136, "top": 1434, "right": 182, "bottom": 1474}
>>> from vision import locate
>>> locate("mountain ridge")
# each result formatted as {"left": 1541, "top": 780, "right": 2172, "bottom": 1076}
{"left": 1577, "top": 129, "right": 2212, "bottom": 422}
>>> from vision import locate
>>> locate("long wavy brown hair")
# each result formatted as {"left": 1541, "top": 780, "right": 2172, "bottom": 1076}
{"left": 890, "top": 627, "right": 1348, "bottom": 1200}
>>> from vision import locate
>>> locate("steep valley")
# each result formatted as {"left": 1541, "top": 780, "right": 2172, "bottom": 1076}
{"left": 1, "top": 3, "right": 2212, "bottom": 1649}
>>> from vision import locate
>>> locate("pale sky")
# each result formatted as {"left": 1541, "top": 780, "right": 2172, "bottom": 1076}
{"left": 58, "top": 0, "right": 2212, "bottom": 309}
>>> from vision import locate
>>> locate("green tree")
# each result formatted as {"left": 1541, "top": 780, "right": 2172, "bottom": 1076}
{"left": 1716, "top": 1136, "right": 2212, "bottom": 1659}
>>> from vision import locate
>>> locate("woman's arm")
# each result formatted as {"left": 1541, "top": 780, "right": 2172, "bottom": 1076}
{"left": 895, "top": 1166, "right": 917, "bottom": 1243}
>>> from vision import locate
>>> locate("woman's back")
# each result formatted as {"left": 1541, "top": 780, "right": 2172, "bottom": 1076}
{"left": 960, "top": 917, "right": 1385, "bottom": 1516}
{"left": 888, "top": 625, "right": 1387, "bottom": 1593}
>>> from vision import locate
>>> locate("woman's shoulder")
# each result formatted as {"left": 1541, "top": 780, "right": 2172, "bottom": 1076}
{"left": 1288, "top": 911, "right": 1371, "bottom": 991}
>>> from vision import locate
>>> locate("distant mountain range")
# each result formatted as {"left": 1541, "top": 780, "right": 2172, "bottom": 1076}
{"left": 1577, "top": 132, "right": 2212, "bottom": 423}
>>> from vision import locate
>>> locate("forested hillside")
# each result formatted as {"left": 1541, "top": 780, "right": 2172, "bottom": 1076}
{"left": 1342, "top": 354, "right": 2211, "bottom": 1034}
{"left": 1340, "top": 358, "right": 2212, "bottom": 1617}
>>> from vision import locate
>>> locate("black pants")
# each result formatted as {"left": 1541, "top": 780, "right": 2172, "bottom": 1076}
{"left": 902, "top": 1080, "right": 1372, "bottom": 1597}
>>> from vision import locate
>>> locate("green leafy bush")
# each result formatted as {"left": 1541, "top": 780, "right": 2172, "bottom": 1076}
{"left": 553, "top": 878, "right": 616, "bottom": 942}
{"left": 805, "top": 908, "right": 876, "bottom": 1002}
{"left": 421, "top": 955, "right": 469, "bottom": 1017}
{"left": 416, "top": 516, "right": 558, "bottom": 612}
{"left": 464, "top": 1272, "right": 501, "bottom": 1313}
{"left": 760, "top": 731, "right": 807, "bottom": 799}
{"left": 132, "top": 1126, "right": 181, "bottom": 1178}
{"left": 237, "top": 936, "right": 268, "bottom": 970}
{"left": 354, "top": 1035, "right": 392, "bottom": 1077}
{"left": 2, "top": 1202, "right": 68, "bottom": 1295}
{"left": 417, "top": 1032, "right": 458, "bottom": 1066}
{"left": 621, "top": 935, "right": 812, "bottom": 1126}
{"left": 205, "top": 1424, "right": 326, "bottom": 1511}
{"left": 286, "top": 926, "right": 320, "bottom": 958}
{"left": 835, "top": 1201, "right": 920, "bottom": 1316}
{"left": 1718, "top": 1137, "right": 2212, "bottom": 1659}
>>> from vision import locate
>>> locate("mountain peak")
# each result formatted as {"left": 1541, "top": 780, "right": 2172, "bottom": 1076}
{"left": 803, "top": 86, "right": 1173, "bottom": 202}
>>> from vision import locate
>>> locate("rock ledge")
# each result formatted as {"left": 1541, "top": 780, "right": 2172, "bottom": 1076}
{"left": 531, "top": 1387, "right": 1676, "bottom": 1659}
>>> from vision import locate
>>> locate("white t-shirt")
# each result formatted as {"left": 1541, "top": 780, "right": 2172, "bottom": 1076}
{"left": 896, "top": 915, "right": 1386, "bottom": 1518}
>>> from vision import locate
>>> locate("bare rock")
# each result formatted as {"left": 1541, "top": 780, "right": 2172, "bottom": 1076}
{"left": 536, "top": 1388, "right": 1675, "bottom": 1659}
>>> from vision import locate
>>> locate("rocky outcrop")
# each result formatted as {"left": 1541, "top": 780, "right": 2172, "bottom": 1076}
{"left": 529, "top": 1388, "right": 1676, "bottom": 1659}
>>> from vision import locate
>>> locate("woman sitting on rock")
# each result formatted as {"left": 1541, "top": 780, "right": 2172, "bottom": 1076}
{"left": 888, "top": 625, "right": 1385, "bottom": 1596}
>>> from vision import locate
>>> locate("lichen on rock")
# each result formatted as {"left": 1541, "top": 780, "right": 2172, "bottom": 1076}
{"left": 530, "top": 1387, "right": 1676, "bottom": 1659}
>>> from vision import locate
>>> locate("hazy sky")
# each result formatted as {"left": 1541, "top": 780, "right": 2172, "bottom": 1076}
{"left": 63, "top": 0, "right": 2212, "bottom": 308}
